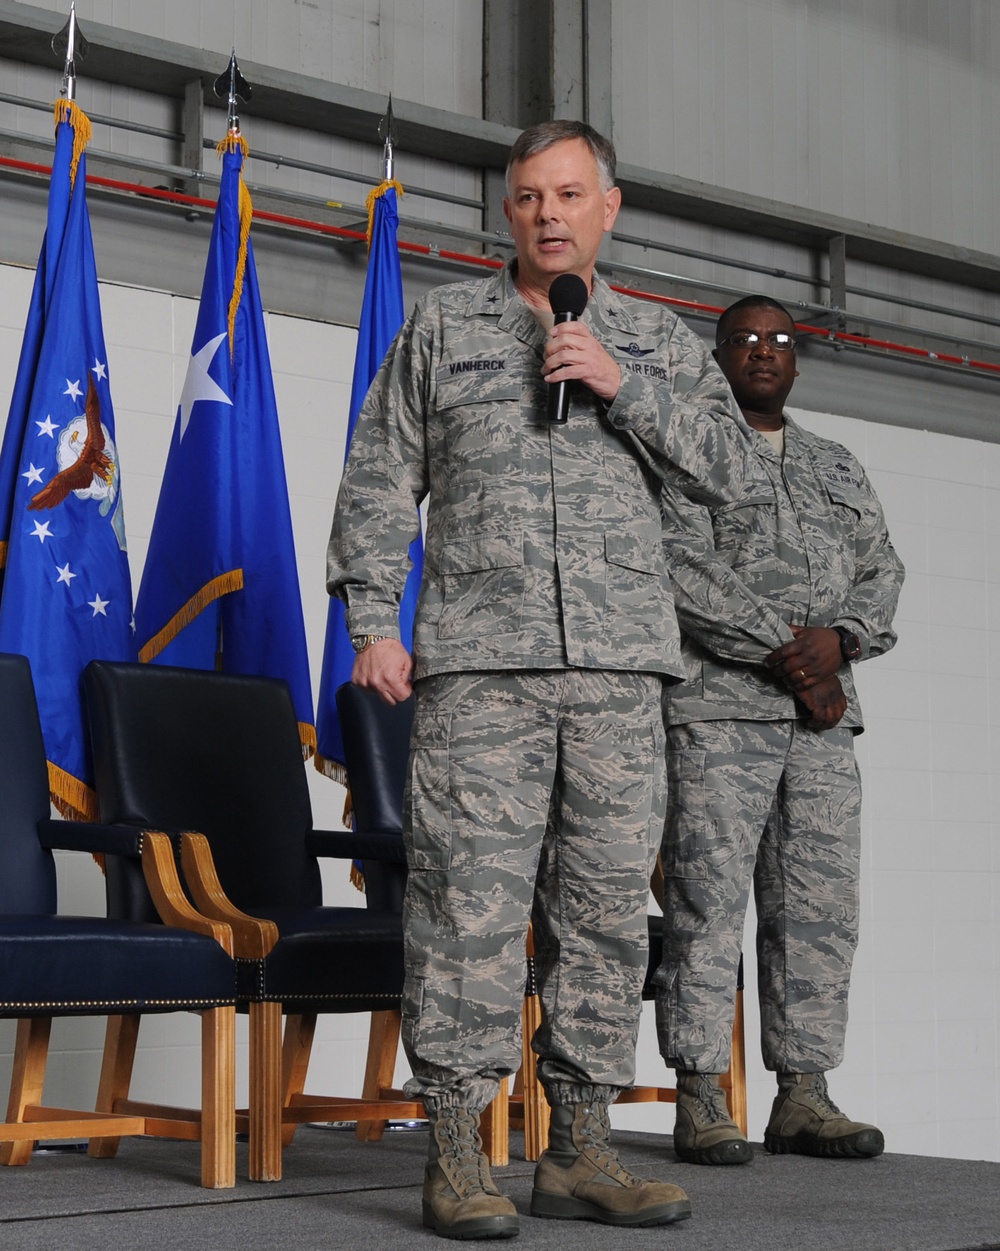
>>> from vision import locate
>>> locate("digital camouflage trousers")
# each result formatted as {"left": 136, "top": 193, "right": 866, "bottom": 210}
{"left": 400, "top": 668, "right": 666, "bottom": 1115}
{"left": 654, "top": 719, "right": 861, "bottom": 1074}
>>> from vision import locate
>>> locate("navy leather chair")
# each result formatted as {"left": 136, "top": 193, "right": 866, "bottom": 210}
{"left": 0, "top": 652, "right": 237, "bottom": 1188}
{"left": 83, "top": 660, "right": 421, "bottom": 1183}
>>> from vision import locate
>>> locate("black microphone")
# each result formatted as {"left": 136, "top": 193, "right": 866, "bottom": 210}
{"left": 547, "top": 273, "right": 589, "bottom": 423}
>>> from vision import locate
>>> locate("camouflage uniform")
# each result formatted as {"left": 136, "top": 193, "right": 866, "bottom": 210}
{"left": 654, "top": 414, "right": 904, "bottom": 1074}
{"left": 328, "top": 261, "right": 749, "bottom": 1113}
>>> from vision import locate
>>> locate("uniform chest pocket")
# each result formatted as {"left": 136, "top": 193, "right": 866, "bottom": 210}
{"left": 435, "top": 363, "right": 523, "bottom": 479}
{"left": 712, "top": 492, "right": 781, "bottom": 572}
{"left": 825, "top": 481, "right": 864, "bottom": 520}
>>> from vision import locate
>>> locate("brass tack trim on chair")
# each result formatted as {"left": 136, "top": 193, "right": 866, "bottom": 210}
{"left": 0, "top": 998, "right": 230, "bottom": 1011}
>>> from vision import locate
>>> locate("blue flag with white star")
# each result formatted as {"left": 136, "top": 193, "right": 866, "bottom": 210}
{"left": 314, "top": 181, "right": 422, "bottom": 784}
{"left": 0, "top": 103, "right": 136, "bottom": 820}
{"left": 134, "top": 141, "right": 314, "bottom": 751}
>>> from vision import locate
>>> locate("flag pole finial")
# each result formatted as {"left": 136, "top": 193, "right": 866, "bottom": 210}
{"left": 378, "top": 95, "right": 395, "bottom": 183}
{"left": 52, "top": 1, "right": 89, "bottom": 102}
{"left": 213, "top": 49, "right": 252, "bottom": 139}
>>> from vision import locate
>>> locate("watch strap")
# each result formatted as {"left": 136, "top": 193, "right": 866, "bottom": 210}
{"left": 833, "top": 625, "right": 862, "bottom": 661}
{"left": 351, "top": 633, "right": 390, "bottom": 654}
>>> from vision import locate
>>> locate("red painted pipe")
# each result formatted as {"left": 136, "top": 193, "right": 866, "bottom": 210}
{"left": 3, "top": 154, "right": 996, "bottom": 377}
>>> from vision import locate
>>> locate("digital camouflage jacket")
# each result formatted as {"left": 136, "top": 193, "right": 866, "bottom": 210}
{"left": 328, "top": 262, "right": 750, "bottom": 681}
{"left": 662, "top": 412, "right": 905, "bottom": 729}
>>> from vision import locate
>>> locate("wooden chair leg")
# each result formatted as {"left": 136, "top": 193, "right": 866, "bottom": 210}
{"left": 249, "top": 999, "right": 283, "bottom": 1182}
{"left": 355, "top": 1009, "right": 401, "bottom": 1143}
{"left": 520, "top": 992, "right": 549, "bottom": 1162}
{"left": 720, "top": 987, "right": 748, "bottom": 1137}
{"left": 280, "top": 1012, "right": 316, "bottom": 1148}
{"left": 1, "top": 1017, "right": 51, "bottom": 1166}
{"left": 88, "top": 1014, "right": 140, "bottom": 1159}
{"left": 481, "top": 1077, "right": 509, "bottom": 1168}
{"left": 200, "top": 1005, "right": 236, "bottom": 1189}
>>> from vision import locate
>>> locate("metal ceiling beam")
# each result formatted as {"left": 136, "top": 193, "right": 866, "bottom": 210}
{"left": 3, "top": 0, "right": 1000, "bottom": 293}
{"left": 0, "top": 0, "right": 520, "bottom": 169}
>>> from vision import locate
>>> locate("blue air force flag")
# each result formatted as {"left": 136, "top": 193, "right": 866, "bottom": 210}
{"left": 134, "top": 139, "right": 314, "bottom": 750}
{"left": 0, "top": 102, "right": 135, "bottom": 819}
{"left": 315, "top": 180, "right": 422, "bottom": 783}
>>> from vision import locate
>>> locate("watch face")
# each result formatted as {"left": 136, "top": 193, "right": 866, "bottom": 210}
{"left": 841, "top": 631, "right": 862, "bottom": 660}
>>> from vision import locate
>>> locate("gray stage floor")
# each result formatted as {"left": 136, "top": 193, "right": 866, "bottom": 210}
{"left": 2, "top": 1126, "right": 999, "bottom": 1251}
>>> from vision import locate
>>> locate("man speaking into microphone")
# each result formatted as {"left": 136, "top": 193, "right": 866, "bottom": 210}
{"left": 328, "top": 120, "right": 749, "bottom": 1239}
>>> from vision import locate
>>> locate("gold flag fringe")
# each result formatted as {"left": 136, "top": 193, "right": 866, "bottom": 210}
{"left": 138, "top": 569, "right": 244, "bottom": 663}
{"left": 49, "top": 767, "right": 106, "bottom": 873}
{"left": 215, "top": 132, "right": 250, "bottom": 160}
{"left": 343, "top": 790, "right": 366, "bottom": 893}
{"left": 313, "top": 754, "right": 366, "bottom": 893}
{"left": 0, "top": 539, "right": 7, "bottom": 569}
{"left": 313, "top": 751, "right": 348, "bottom": 787}
{"left": 364, "top": 179, "right": 404, "bottom": 253}
{"left": 49, "top": 761, "right": 98, "bottom": 823}
{"left": 215, "top": 134, "right": 253, "bottom": 359}
{"left": 53, "top": 99, "right": 92, "bottom": 189}
{"left": 298, "top": 721, "right": 317, "bottom": 760}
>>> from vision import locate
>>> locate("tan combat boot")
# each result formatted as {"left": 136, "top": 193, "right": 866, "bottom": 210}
{"left": 764, "top": 1073, "right": 884, "bottom": 1159}
{"left": 531, "top": 1102, "right": 692, "bottom": 1227}
{"left": 674, "top": 1072, "right": 752, "bottom": 1165}
{"left": 422, "top": 1108, "right": 519, "bottom": 1240}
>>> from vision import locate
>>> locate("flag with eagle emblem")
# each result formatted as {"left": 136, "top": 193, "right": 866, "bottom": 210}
{"left": 134, "top": 138, "right": 314, "bottom": 752}
{"left": 0, "top": 101, "right": 136, "bottom": 820}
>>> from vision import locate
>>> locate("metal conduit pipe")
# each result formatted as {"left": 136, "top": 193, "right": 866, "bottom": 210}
{"left": 0, "top": 92, "right": 483, "bottom": 211}
{"left": 13, "top": 86, "right": 993, "bottom": 333}
{"left": 1, "top": 152, "right": 998, "bottom": 384}
{"left": 3, "top": 91, "right": 999, "bottom": 346}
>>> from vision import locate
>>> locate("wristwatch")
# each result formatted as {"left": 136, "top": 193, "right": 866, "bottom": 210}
{"left": 833, "top": 626, "right": 862, "bottom": 662}
{"left": 350, "top": 634, "right": 389, "bottom": 654}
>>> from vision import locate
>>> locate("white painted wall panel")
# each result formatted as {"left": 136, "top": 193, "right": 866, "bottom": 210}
{"left": 21, "top": 0, "right": 483, "bottom": 115}
{"left": 611, "top": 0, "right": 1000, "bottom": 255}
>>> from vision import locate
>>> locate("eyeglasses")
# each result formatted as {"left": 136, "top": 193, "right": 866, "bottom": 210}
{"left": 717, "top": 331, "right": 797, "bottom": 352}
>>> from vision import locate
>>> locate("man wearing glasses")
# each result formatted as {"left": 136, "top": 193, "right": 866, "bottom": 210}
{"left": 653, "top": 295, "right": 904, "bottom": 1166}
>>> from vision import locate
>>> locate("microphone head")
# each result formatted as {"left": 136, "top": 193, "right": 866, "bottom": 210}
{"left": 548, "top": 273, "right": 589, "bottom": 318}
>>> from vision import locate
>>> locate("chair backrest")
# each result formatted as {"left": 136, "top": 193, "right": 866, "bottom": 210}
{"left": 84, "top": 660, "right": 321, "bottom": 912}
{"left": 335, "top": 682, "right": 413, "bottom": 913}
{"left": 0, "top": 652, "right": 56, "bottom": 916}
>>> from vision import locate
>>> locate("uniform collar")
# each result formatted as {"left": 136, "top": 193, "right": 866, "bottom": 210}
{"left": 464, "top": 262, "right": 638, "bottom": 337}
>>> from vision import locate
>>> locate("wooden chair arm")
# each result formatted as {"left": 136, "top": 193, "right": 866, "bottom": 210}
{"left": 180, "top": 832, "right": 279, "bottom": 958}
{"left": 141, "top": 832, "right": 234, "bottom": 956}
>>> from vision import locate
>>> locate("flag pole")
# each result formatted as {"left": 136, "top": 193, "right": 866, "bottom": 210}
{"left": 379, "top": 95, "right": 395, "bottom": 183}
{"left": 214, "top": 48, "right": 252, "bottom": 142}
{"left": 52, "top": 0, "right": 89, "bottom": 103}
{"left": 210, "top": 50, "right": 252, "bottom": 673}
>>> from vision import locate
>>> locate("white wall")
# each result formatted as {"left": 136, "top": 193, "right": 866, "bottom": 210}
{"left": 2, "top": 259, "right": 999, "bottom": 1160}
{"left": 611, "top": 0, "right": 1000, "bottom": 258}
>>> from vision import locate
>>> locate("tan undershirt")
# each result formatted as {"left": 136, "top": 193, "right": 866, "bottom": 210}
{"left": 531, "top": 307, "right": 556, "bottom": 331}
{"left": 758, "top": 424, "right": 785, "bottom": 456}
